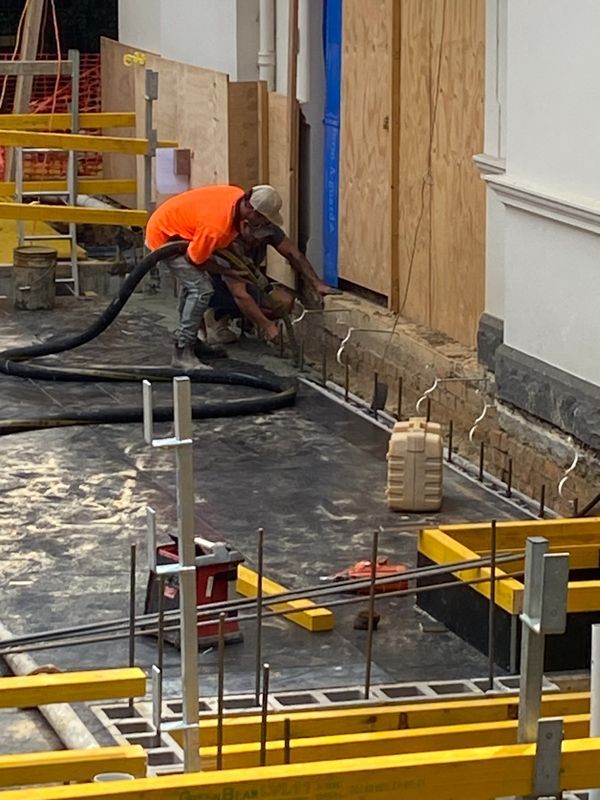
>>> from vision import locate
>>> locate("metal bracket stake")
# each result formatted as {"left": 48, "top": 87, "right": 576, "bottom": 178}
{"left": 142, "top": 377, "right": 200, "bottom": 773}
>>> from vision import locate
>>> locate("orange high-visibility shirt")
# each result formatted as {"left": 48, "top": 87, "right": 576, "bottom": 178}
{"left": 146, "top": 184, "right": 245, "bottom": 265}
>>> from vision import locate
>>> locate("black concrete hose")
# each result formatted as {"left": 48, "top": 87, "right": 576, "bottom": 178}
{"left": 0, "top": 241, "right": 297, "bottom": 434}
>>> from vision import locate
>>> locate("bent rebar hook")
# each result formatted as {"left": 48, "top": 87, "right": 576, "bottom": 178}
{"left": 468, "top": 395, "right": 492, "bottom": 444}
{"left": 335, "top": 327, "right": 397, "bottom": 365}
{"left": 558, "top": 448, "right": 579, "bottom": 498}
{"left": 291, "top": 301, "right": 350, "bottom": 326}
{"left": 415, "top": 374, "right": 437, "bottom": 415}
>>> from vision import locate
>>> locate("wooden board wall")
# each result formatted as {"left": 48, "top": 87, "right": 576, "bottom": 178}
{"left": 338, "top": 1, "right": 485, "bottom": 346}
{"left": 228, "top": 81, "right": 268, "bottom": 190}
{"left": 266, "top": 91, "right": 295, "bottom": 287}
{"left": 338, "top": 0, "right": 393, "bottom": 297}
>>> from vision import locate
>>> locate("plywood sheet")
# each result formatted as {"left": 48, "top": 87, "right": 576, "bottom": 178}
{"left": 338, "top": 0, "right": 392, "bottom": 296}
{"left": 429, "top": 0, "right": 485, "bottom": 345}
{"left": 228, "top": 81, "right": 260, "bottom": 190}
{"left": 100, "top": 38, "right": 139, "bottom": 207}
{"left": 266, "top": 92, "right": 294, "bottom": 287}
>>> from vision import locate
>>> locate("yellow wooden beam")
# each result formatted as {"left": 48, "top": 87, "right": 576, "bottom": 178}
{"left": 0, "top": 746, "right": 146, "bottom": 788}
{"left": 173, "top": 691, "right": 590, "bottom": 748}
{"left": 476, "top": 544, "right": 600, "bottom": 571}
{"left": 439, "top": 517, "right": 600, "bottom": 544}
{"left": 0, "top": 668, "right": 146, "bottom": 708}
{"left": 197, "top": 713, "right": 591, "bottom": 770}
{"left": 0, "top": 129, "right": 177, "bottom": 155}
{"left": 236, "top": 564, "right": 334, "bottom": 632}
{"left": 0, "top": 179, "right": 137, "bottom": 195}
{"left": 418, "top": 529, "right": 523, "bottom": 614}
{"left": 3, "top": 738, "right": 600, "bottom": 800}
{"left": 0, "top": 112, "right": 136, "bottom": 131}
{"left": 0, "top": 202, "right": 148, "bottom": 227}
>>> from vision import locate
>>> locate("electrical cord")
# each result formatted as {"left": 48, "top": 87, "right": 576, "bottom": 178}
{"left": 0, "top": 240, "right": 297, "bottom": 434}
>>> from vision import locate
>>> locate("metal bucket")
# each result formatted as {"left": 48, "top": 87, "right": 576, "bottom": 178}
{"left": 12, "top": 246, "right": 57, "bottom": 310}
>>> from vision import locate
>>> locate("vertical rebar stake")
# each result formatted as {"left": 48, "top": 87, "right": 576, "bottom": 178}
{"left": 478, "top": 442, "right": 485, "bottom": 482}
{"left": 447, "top": 420, "right": 454, "bottom": 463}
{"left": 364, "top": 529, "right": 379, "bottom": 699}
{"left": 487, "top": 520, "right": 497, "bottom": 692}
{"left": 539, "top": 484, "right": 546, "bottom": 519}
{"left": 426, "top": 397, "right": 431, "bottom": 423}
{"left": 254, "top": 527, "right": 265, "bottom": 706}
{"left": 283, "top": 717, "right": 291, "bottom": 764}
{"left": 128, "top": 543, "right": 136, "bottom": 713}
{"left": 298, "top": 342, "right": 304, "bottom": 372}
{"left": 321, "top": 350, "right": 327, "bottom": 387}
{"left": 506, "top": 458, "right": 513, "bottom": 498}
{"left": 259, "top": 663, "right": 270, "bottom": 767}
{"left": 344, "top": 360, "right": 350, "bottom": 403}
{"left": 396, "top": 376, "right": 403, "bottom": 420}
{"left": 573, "top": 497, "right": 579, "bottom": 517}
{"left": 216, "top": 612, "right": 226, "bottom": 771}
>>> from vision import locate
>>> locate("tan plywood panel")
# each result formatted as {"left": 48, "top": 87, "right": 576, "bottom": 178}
{"left": 338, "top": 0, "right": 392, "bottom": 297}
{"left": 228, "top": 82, "right": 261, "bottom": 190}
{"left": 266, "top": 92, "right": 295, "bottom": 287}
{"left": 429, "top": 0, "right": 485, "bottom": 345}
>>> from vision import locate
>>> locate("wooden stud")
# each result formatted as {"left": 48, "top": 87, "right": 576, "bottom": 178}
{"left": 0, "top": 746, "right": 146, "bottom": 788}
{"left": 0, "top": 202, "right": 148, "bottom": 228}
{"left": 4, "top": 738, "right": 600, "bottom": 800}
{"left": 0, "top": 668, "right": 146, "bottom": 708}
{"left": 236, "top": 564, "right": 334, "bottom": 632}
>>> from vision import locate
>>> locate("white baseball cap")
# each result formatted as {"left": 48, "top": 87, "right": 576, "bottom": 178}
{"left": 249, "top": 185, "right": 284, "bottom": 227}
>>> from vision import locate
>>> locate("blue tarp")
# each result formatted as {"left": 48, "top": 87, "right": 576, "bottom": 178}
{"left": 322, "top": 0, "right": 342, "bottom": 286}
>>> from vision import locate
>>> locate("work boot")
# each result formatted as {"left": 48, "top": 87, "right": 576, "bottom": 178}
{"left": 194, "top": 339, "right": 228, "bottom": 359}
{"left": 204, "top": 309, "right": 238, "bottom": 345}
{"left": 171, "top": 344, "right": 212, "bottom": 371}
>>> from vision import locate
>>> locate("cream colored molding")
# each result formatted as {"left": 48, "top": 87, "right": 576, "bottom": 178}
{"left": 473, "top": 153, "right": 506, "bottom": 175}
{"left": 483, "top": 173, "right": 600, "bottom": 235}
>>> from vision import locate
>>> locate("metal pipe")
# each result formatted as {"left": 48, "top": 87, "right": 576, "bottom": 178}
{"left": 0, "top": 569, "right": 524, "bottom": 656}
{"left": 128, "top": 544, "right": 136, "bottom": 714}
{"left": 156, "top": 575, "right": 165, "bottom": 739}
{"left": 259, "top": 663, "right": 270, "bottom": 767}
{"left": 364, "top": 530, "right": 379, "bottom": 699}
{"left": 216, "top": 612, "right": 226, "bottom": 771}
{"left": 255, "top": 527, "right": 265, "bottom": 706}
{"left": 487, "top": 520, "right": 497, "bottom": 691}
{"left": 258, "top": 0, "right": 276, "bottom": 90}
{"left": 0, "top": 553, "right": 522, "bottom": 653}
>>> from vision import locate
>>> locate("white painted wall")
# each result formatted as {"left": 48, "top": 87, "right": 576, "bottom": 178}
{"left": 118, "top": 0, "right": 259, "bottom": 80}
{"left": 118, "top": 0, "right": 162, "bottom": 54}
{"left": 486, "top": 0, "right": 600, "bottom": 387}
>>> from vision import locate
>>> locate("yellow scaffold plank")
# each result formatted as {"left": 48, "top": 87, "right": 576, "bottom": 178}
{"left": 236, "top": 564, "right": 334, "bottom": 632}
{"left": 0, "top": 668, "right": 146, "bottom": 708}
{"left": 174, "top": 691, "right": 590, "bottom": 748}
{"left": 0, "top": 112, "right": 136, "bottom": 131}
{"left": 0, "top": 129, "right": 177, "bottom": 155}
{"left": 0, "top": 746, "right": 146, "bottom": 788}
{"left": 441, "top": 517, "right": 600, "bottom": 548}
{"left": 418, "top": 529, "right": 523, "bottom": 614}
{"left": 197, "top": 713, "right": 591, "bottom": 769}
{"left": 0, "top": 179, "right": 137, "bottom": 195}
{"left": 3, "top": 738, "right": 600, "bottom": 800}
{"left": 0, "top": 202, "right": 148, "bottom": 227}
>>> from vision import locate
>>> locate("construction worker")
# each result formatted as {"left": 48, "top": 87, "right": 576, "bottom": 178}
{"left": 145, "top": 184, "right": 285, "bottom": 369}
{"left": 204, "top": 219, "right": 340, "bottom": 345}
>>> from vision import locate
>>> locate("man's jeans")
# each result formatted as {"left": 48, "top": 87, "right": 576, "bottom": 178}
{"left": 159, "top": 254, "right": 214, "bottom": 347}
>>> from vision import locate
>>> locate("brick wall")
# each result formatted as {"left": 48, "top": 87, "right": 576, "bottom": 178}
{"left": 299, "top": 294, "right": 600, "bottom": 518}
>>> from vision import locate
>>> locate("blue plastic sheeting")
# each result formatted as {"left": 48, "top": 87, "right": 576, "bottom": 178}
{"left": 322, "top": 0, "right": 342, "bottom": 287}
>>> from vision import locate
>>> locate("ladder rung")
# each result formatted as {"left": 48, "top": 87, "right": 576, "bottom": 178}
{"left": 23, "top": 234, "right": 73, "bottom": 240}
{"left": 22, "top": 147, "right": 69, "bottom": 154}
{"left": 21, "top": 190, "right": 70, "bottom": 197}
